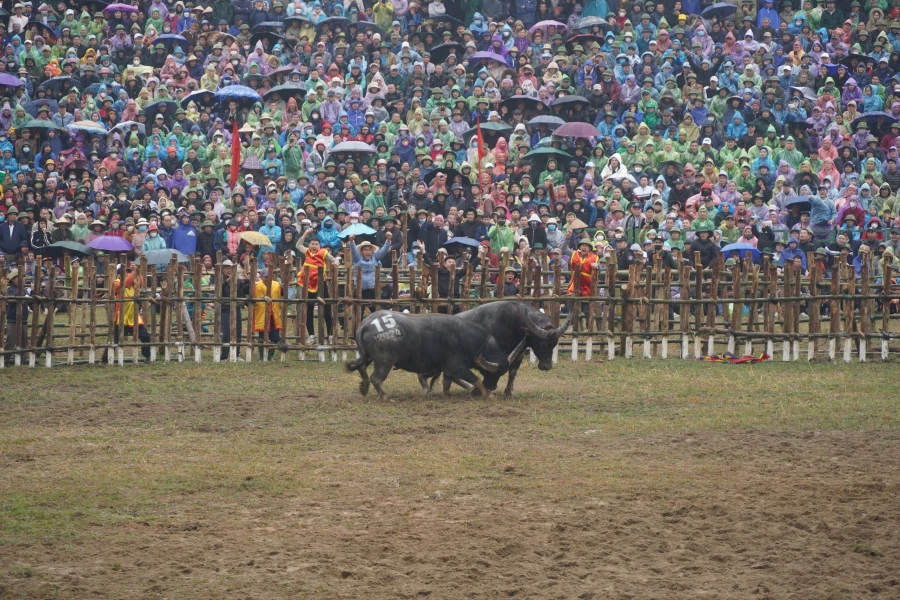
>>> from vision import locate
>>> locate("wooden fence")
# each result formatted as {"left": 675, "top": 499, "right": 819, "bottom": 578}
{"left": 1, "top": 247, "right": 899, "bottom": 367}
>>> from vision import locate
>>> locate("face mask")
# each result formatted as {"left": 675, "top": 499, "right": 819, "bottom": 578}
{"left": 850, "top": 202, "right": 857, "bottom": 208}
{"left": 548, "top": 224, "right": 556, "bottom": 231}
{"left": 327, "top": 182, "right": 334, "bottom": 188}
{"left": 243, "top": 221, "right": 250, "bottom": 227}
{"left": 138, "top": 225, "right": 147, "bottom": 232}
{"left": 111, "top": 223, "right": 120, "bottom": 229}
{"left": 324, "top": 221, "right": 332, "bottom": 228}
{"left": 418, "top": 217, "right": 426, "bottom": 224}
{"left": 57, "top": 200, "right": 65, "bottom": 207}
{"left": 149, "top": 231, "right": 157, "bottom": 237}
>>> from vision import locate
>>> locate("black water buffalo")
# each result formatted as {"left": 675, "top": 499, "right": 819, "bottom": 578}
{"left": 457, "top": 301, "right": 571, "bottom": 396}
{"left": 345, "top": 310, "right": 516, "bottom": 399}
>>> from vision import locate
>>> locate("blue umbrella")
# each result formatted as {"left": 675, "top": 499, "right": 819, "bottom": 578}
{"left": 154, "top": 33, "right": 191, "bottom": 51}
{"left": 442, "top": 237, "right": 481, "bottom": 253}
{"left": 338, "top": 223, "right": 377, "bottom": 239}
{"left": 215, "top": 85, "right": 262, "bottom": 105}
{"left": 720, "top": 243, "right": 761, "bottom": 263}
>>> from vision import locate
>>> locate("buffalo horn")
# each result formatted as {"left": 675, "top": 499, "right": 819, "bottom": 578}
{"left": 475, "top": 351, "right": 501, "bottom": 372}
{"left": 554, "top": 311, "right": 574, "bottom": 337}
{"left": 525, "top": 315, "right": 552, "bottom": 339}
{"left": 508, "top": 337, "right": 528, "bottom": 365}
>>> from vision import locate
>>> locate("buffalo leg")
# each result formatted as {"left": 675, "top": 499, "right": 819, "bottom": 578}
{"left": 417, "top": 373, "right": 432, "bottom": 394}
{"left": 445, "top": 366, "right": 488, "bottom": 398}
{"left": 370, "top": 360, "right": 393, "bottom": 400}
{"left": 358, "top": 366, "right": 371, "bottom": 397}
{"left": 503, "top": 356, "right": 525, "bottom": 398}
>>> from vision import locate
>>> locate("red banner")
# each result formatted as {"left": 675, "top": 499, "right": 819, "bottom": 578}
{"left": 229, "top": 118, "right": 240, "bottom": 188}
{"left": 476, "top": 116, "right": 485, "bottom": 175}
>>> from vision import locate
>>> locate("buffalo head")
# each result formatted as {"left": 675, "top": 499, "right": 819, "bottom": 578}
{"left": 522, "top": 311, "right": 572, "bottom": 370}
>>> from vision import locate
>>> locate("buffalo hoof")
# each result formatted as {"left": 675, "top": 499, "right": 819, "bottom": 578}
{"left": 504, "top": 390, "right": 514, "bottom": 398}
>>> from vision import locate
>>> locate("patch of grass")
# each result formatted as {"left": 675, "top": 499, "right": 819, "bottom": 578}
{"left": 852, "top": 542, "right": 882, "bottom": 557}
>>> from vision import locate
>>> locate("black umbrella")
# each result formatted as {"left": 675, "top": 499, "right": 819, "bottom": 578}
{"left": 499, "top": 95, "right": 547, "bottom": 112}
{"left": 180, "top": 89, "right": 215, "bottom": 109}
{"left": 786, "top": 196, "right": 813, "bottom": 212}
{"left": 565, "top": 33, "right": 606, "bottom": 49}
{"left": 551, "top": 94, "right": 589, "bottom": 107}
{"left": 144, "top": 100, "right": 178, "bottom": 123}
{"left": 424, "top": 168, "right": 464, "bottom": 186}
{"left": 700, "top": 2, "right": 737, "bottom": 19}
{"left": 786, "top": 120, "right": 813, "bottom": 130}
{"left": 461, "top": 122, "right": 513, "bottom": 145}
{"left": 657, "top": 161, "right": 683, "bottom": 177}
{"left": 284, "top": 15, "right": 313, "bottom": 27}
{"left": 442, "top": 237, "right": 481, "bottom": 255}
{"left": 263, "top": 83, "right": 308, "bottom": 102}
{"left": 84, "top": 82, "right": 123, "bottom": 97}
{"left": 430, "top": 42, "right": 465, "bottom": 64}
{"left": 789, "top": 86, "right": 818, "bottom": 103}
{"left": 44, "top": 241, "right": 91, "bottom": 258}
{"left": 241, "top": 73, "right": 270, "bottom": 87}
{"left": 37, "top": 76, "right": 76, "bottom": 95}
{"left": 793, "top": 173, "right": 820, "bottom": 191}
{"left": 316, "top": 17, "right": 351, "bottom": 32}
{"left": 423, "top": 14, "right": 464, "bottom": 28}
{"left": 253, "top": 21, "right": 286, "bottom": 32}
{"left": 250, "top": 30, "right": 288, "bottom": 48}
{"left": 354, "top": 21, "right": 387, "bottom": 38}
{"left": 851, "top": 111, "right": 899, "bottom": 132}
{"left": 840, "top": 53, "right": 871, "bottom": 68}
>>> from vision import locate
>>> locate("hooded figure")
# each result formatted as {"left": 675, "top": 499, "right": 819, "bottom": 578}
{"left": 316, "top": 215, "right": 341, "bottom": 253}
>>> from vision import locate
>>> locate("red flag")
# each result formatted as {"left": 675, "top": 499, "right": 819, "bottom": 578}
{"left": 476, "top": 116, "right": 485, "bottom": 175}
{"left": 229, "top": 118, "right": 240, "bottom": 188}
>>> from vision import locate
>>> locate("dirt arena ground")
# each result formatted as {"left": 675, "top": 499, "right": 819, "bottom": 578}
{"left": 1, "top": 361, "right": 899, "bottom": 599}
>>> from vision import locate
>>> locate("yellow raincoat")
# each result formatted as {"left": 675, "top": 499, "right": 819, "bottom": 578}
{"left": 253, "top": 279, "right": 282, "bottom": 332}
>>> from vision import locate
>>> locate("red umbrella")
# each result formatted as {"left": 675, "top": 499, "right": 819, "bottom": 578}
{"left": 554, "top": 122, "right": 602, "bottom": 138}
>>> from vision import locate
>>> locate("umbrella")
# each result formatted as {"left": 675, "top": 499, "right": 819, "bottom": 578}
{"left": 154, "top": 34, "right": 192, "bottom": 51}
{"left": 240, "top": 231, "right": 274, "bottom": 248}
{"left": 84, "top": 82, "right": 122, "bottom": 97}
{"left": 656, "top": 161, "right": 683, "bottom": 176}
{"left": 267, "top": 64, "right": 302, "bottom": 80}
{"left": 786, "top": 195, "right": 813, "bottom": 211}
{"left": 0, "top": 73, "right": 23, "bottom": 88}
{"left": 792, "top": 173, "right": 819, "bottom": 191}
{"left": 337, "top": 223, "right": 377, "bottom": 239}
{"left": 700, "top": 2, "right": 737, "bottom": 19}
{"left": 603, "top": 173, "right": 638, "bottom": 185}
{"left": 423, "top": 14, "right": 464, "bottom": 28}
{"left": 530, "top": 20, "right": 567, "bottom": 35}
{"left": 851, "top": 112, "right": 899, "bottom": 131}
{"left": 21, "top": 99, "right": 57, "bottom": 117}
{"left": 263, "top": 83, "right": 307, "bottom": 102}
{"left": 240, "top": 73, "right": 270, "bottom": 88}
{"left": 180, "top": 89, "right": 216, "bottom": 109}
{"left": 284, "top": 15, "right": 313, "bottom": 27}
{"left": 214, "top": 85, "right": 262, "bottom": 109}
{"left": 316, "top": 17, "right": 351, "bottom": 31}
{"left": 528, "top": 115, "right": 566, "bottom": 128}
{"left": 37, "top": 76, "right": 76, "bottom": 94}
{"left": 87, "top": 236, "right": 134, "bottom": 252}
{"left": 110, "top": 121, "right": 146, "bottom": 136}
{"left": 552, "top": 95, "right": 589, "bottom": 107}
{"left": 521, "top": 147, "right": 573, "bottom": 164}
{"left": 789, "top": 86, "right": 818, "bottom": 103}
{"left": 442, "top": 237, "right": 481, "bottom": 253}
{"left": 142, "top": 249, "right": 190, "bottom": 266}
{"left": 564, "top": 33, "right": 607, "bottom": 48}
{"left": 44, "top": 241, "right": 92, "bottom": 258}
{"left": 21, "top": 119, "right": 61, "bottom": 130}
{"left": 424, "top": 168, "right": 464, "bottom": 186}
{"left": 327, "top": 141, "right": 376, "bottom": 155}
{"left": 103, "top": 3, "right": 140, "bottom": 13}
{"left": 67, "top": 121, "right": 107, "bottom": 135}
{"left": 499, "top": 95, "right": 547, "bottom": 112}
{"left": 840, "top": 53, "right": 870, "bottom": 69}
{"left": 254, "top": 21, "right": 286, "bottom": 31}
{"left": 62, "top": 160, "right": 90, "bottom": 179}
{"left": 356, "top": 21, "right": 387, "bottom": 38}
{"left": 144, "top": 100, "right": 178, "bottom": 124}
{"left": 574, "top": 16, "right": 611, "bottom": 31}
{"left": 250, "top": 30, "right": 288, "bottom": 48}
{"left": 462, "top": 122, "right": 513, "bottom": 145}
{"left": 786, "top": 120, "right": 813, "bottom": 130}
{"left": 554, "top": 122, "right": 602, "bottom": 138}
{"left": 720, "top": 243, "right": 760, "bottom": 262}
{"left": 469, "top": 50, "right": 508, "bottom": 64}
{"left": 430, "top": 42, "right": 465, "bottom": 64}
{"left": 24, "top": 21, "right": 57, "bottom": 42}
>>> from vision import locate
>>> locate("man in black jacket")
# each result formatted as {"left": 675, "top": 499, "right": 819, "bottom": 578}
{"left": 0, "top": 208, "right": 28, "bottom": 261}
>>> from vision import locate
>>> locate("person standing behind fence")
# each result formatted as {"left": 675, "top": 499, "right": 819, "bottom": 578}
{"left": 252, "top": 268, "right": 288, "bottom": 361}
{"left": 218, "top": 259, "right": 249, "bottom": 361}
{"left": 569, "top": 239, "right": 600, "bottom": 318}
{"left": 106, "top": 268, "right": 151, "bottom": 362}
{"left": 348, "top": 233, "right": 392, "bottom": 315}
{"left": 297, "top": 227, "right": 335, "bottom": 344}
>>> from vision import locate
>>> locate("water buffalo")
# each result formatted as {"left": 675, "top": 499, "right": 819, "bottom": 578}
{"left": 345, "top": 310, "right": 516, "bottom": 399}
{"left": 456, "top": 301, "right": 571, "bottom": 396}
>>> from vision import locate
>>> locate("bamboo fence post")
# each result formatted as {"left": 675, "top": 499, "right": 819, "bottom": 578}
{"left": 707, "top": 258, "right": 720, "bottom": 357}
{"left": 374, "top": 264, "right": 382, "bottom": 314}
{"left": 229, "top": 259, "right": 238, "bottom": 362}
{"left": 213, "top": 254, "right": 223, "bottom": 363}
{"left": 729, "top": 261, "right": 741, "bottom": 355}
{"left": 859, "top": 252, "right": 870, "bottom": 362}
{"left": 299, "top": 265, "right": 309, "bottom": 350}
{"left": 0, "top": 265, "right": 6, "bottom": 368}
{"left": 162, "top": 259, "right": 175, "bottom": 362}
{"left": 147, "top": 265, "right": 158, "bottom": 362}
{"left": 881, "top": 254, "right": 893, "bottom": 361}
{"left": 132, "top": 258, "right": 144, "bottom": 364}
{"left": 781, "top": 262, "right": 793, "bottom": 362}
{"left": 808, "top": 258, "right": 821, "bottom": 361}
{"left": 430, "top": 262, "right": 440, "bottom": 314}
{"left": 193, "top": 256, "right": 203, "bottom": 362}
{"left": 622, "top": 261, "right": 636, "bottom": 358}
{"left": 693, "top": 254, "right": 703, "bottom": 358}
{"left": 764, "top": 257, "right": 777, "bottom": 358}
{"left": 678, "top": 253, "right": 690, "bottom": 358}
{"left": 174, "top": 264, "right": 186, "bottom": 363}
{"left": 330, "top": 258, "right": 340, "bottom": 361}
{"left": 261, "top": 253, "right": 274, "bottom": 362}
{"left": 246, "top": 258, "right": 257, "bottom": 362}
{"left": 42, "top": 262, "right": 57, "bottom": 367}
{"left": 844, "top": 255, "right": 856, "bottom": 364}
{"left": 661, "top": 262, "right": 671, "bottom": 359}
{"left": 316, "top": 266, "right": 326, "bottom": 361}
{"left": 281, "top": 254, "right": 291, "bottom": 361}
{"left": 605, "top": 254, "right": 617, "bottom": 359}
{"left": 67, "top": 259, "right": 79, "bottom": 365}
{"left": 88, "top": 258, "right": 97, "bottom": 364}
{"left": 642, "top": 262, "right": 653, "bottom": 359}
{"left": 793, "top": 264, "right": 802, "bottom": 361}
{"left": 829, "top": 262, "right": 841, "bottom": 361}
{"left": 13, "top": 256, "right": 24, "bottom": 365}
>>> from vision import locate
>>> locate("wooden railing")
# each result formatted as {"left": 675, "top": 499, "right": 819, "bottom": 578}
{"left": 1, "top": 247, "right": 898, "bottom": 366}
